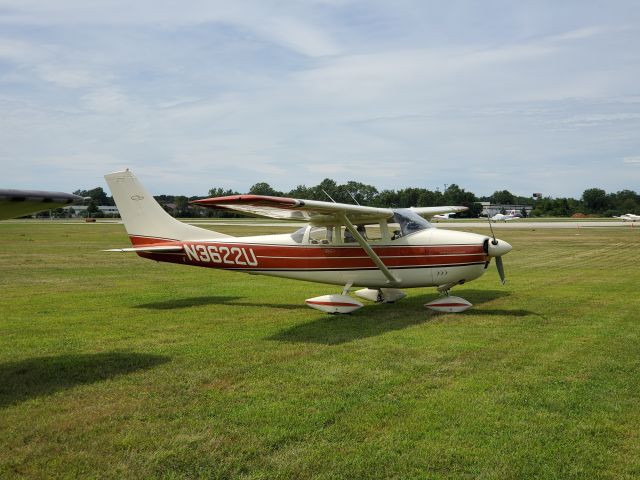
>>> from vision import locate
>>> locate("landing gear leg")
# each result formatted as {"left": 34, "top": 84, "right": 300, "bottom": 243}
{"left": 305, "top": 281, "right": 363, "bottom": 314}
{"left": 354, "top": 288, "right": 407, "bottom": 303}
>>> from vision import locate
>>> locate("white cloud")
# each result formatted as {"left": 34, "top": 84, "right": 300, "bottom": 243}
{"left": 1, "top": 1, "right": 639, "bottom": 196}
{"left": 0, "top": 38, "right": 41, "bottom": 61}
{"left": 37, "top": 64, "right": 95, "bottom": 88}
{"left": 81, "top": 87, "right": 128, "bottom": 112}
{"left": 623, "top": 156, "right": 640, "bottom": 165}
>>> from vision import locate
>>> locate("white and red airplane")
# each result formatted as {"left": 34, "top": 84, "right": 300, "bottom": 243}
{"left": 105, "top": 170, "right": 512, "bottom": 313}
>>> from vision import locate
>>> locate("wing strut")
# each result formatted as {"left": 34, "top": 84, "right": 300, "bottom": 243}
{"left": 338, "top": 213, "right": 399, "bottom": 286}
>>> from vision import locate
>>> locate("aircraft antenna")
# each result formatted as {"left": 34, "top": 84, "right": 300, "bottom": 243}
{"left": 487, "top": 214, "right": 498, "bottom": 245}
{"left": 348, "top": 191, "right": 360, "bottom": 205}
{"left": 322, "top": 190, "right": 337, "bottom": 203}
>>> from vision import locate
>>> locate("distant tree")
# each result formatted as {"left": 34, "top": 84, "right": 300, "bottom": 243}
{"left": 208, "top": 187, "right": 237, "bottom": 198}
{"left": 442, "top": 184, "right": 481, "bottom": 217}
{"left": 249, "top": 182, "right": 282, "bottom": 197}
{"left": 530, "top": 197, "right": 584, "bottom": 217}
{"left": 490, "top": 190, "right": 515, "bottom": 205}
{"left": 342, "top": 181, "right": 379, "bottom": 205}
{"left": 609, "top": 189, "right": 640, "bottom": 215}
{"left": 417, "top": 189, "right": 443, "bottom": 207}
{"left": 308, "top": 179, "right": 346, "bottom": 203}
{"left": 396, "top": 188, "right": 426, "bottom": 208}
{"left": 288, "top": 185, "right": 311, "bottom": 199}
{"left": 372, "top": 189, "right": 400, "bottom": 208}
{"left": 174, "top": 196, "right": 190, "bottom": 217}
{"left": 74, "top": 187, "right": 112, "bottom": 205}
{"left": 86, "top": 200, "right": 99, "bottom": 217}
{"left": 204, "top": 187, "right": 240, "bottom": 218}
{"left": 582, "top": 188, "right": 608, "bottom": 214}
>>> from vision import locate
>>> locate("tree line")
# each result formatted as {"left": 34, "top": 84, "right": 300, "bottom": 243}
{"left": 64, "top": 182, "right": 639, "bottom": 219}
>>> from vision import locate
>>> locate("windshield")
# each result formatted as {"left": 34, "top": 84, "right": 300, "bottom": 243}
{"left": 392, "top": 209, "right": 432, "bottom": 237}
{"left": 290, "top": 226, "right": 306, "bottom": 243}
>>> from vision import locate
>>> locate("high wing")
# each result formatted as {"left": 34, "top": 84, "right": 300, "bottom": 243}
{"left": 191, "top": 195, "right": 394, "bottom": 225}
{"left": 0, "top": 189, "right": 84, "bottom": 221}
{"left": 192, "top": 195, "right": 469, "bottom": 224}
{"left": 410, "top": 206, "right": 468, "bottom": 218}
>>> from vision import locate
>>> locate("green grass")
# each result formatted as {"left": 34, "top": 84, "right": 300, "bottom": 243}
{"left": 0, "top": 223, "right": 639, "bottom": 479}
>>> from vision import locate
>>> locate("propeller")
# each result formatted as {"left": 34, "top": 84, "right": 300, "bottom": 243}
{"left": 486, "top": 215, "right": 509, "bottom": 285}
{"left": 495, "top": 256, "right": 506, "bottom": 285}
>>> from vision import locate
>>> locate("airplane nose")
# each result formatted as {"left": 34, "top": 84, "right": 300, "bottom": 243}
{"left": 487, "top": 238, "right": 512, "bottom": 257}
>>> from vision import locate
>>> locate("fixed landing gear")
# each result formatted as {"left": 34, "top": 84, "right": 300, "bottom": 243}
{"left": 354, "top": 288, "right": 406, "bottom": 303}
{"left": 305, "top": 282, "right": 363, "bottom": 314}
{"left": 427, "top": 283, "right": 472, "bottom": 312}
{"left": 305, "top": 284, "right": 407, "bottom": 314}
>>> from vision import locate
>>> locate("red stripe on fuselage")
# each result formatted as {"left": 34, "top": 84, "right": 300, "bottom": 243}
{"left": 128, "top": 235, "right": 487, "bottom": 271}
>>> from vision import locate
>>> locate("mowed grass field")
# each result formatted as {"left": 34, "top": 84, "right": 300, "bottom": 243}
{"left": 1, "top": 222, "right": 639, "bottom": 479}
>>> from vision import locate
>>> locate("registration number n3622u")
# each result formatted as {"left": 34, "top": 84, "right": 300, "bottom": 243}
{"left": 184, "top": 244, "right": 258, "bottom": 266}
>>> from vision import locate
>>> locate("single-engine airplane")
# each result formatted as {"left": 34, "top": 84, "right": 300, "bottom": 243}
{"left": 432, "top": 212, "right": 457, "bottom": 220}
{"left": 490, "top": 212, "right": 519, "bottom": 222}
{"left": 105, "top": 170, "right": 512, "bottom": 313}
{"left": 614, "top": 213, "right": 640, "bottom": 222}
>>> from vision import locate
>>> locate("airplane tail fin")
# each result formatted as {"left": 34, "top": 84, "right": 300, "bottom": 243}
{"left": 104, "top": 169, "right": 230, "bottom": 243}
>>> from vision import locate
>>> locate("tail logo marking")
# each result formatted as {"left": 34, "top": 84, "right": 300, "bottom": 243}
{"left": 130, "top": 194, "right": 145, "bottom": 201}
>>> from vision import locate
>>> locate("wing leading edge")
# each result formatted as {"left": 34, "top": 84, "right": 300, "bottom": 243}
{"left": 192, "top": 195, "right": 468, "bottom": 224}
{"left": 191, "top": 195, "right": 393, "bottom": 225}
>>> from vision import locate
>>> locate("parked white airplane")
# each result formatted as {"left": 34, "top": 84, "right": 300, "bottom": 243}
{"left": 615, "top": 213, "right": 640, "bottom": 222}
{"left": 490, "top": 213, "right": 519, "bottom": 222}
{"left": 433, "top": 212, "right": 457, "bottom": 220}
{"left": 105, "top": 170, "right": 512, "bottom": 314}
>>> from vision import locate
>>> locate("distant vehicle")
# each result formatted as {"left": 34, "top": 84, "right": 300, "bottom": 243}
{"left": 0, "top": 189, "right": 84, "bottom": 221}
{"left": 104, "top": 170, "right": 512, "bottom": 314}
{"left": 615, "top": 213, "right": 640, "bottom": 222}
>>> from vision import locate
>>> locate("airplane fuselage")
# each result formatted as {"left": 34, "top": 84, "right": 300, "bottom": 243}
{"left": 130, "top": 228, "right": 492, "bottom": 289}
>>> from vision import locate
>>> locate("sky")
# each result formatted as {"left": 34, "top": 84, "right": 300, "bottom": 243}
{"left": 1, "top": 0, "right": 639, "bottom": 198}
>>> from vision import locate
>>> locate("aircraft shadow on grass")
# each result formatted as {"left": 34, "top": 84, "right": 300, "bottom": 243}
{"left": 132, "top": 290, "right": 540, "bottom": 345}
{"left": 136, "top": 296, "right": 243, "bottom": 310}
{"left": 135, "top": 295, "right": 309, "bottom": 311}
{"left": 270, "top": 289, "right": 539, "bottom": 345}
{"left": 0, "top": 352, "right": 170, "bottom": 409}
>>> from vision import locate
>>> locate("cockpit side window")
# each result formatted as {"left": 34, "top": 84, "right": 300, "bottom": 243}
{"left": 309, "top": 227, "right": 332, "bottom": 244}
{"left": 392, "top": 209, "right": 432, "bottom": 238}
{"left": 290, "top": 226, "right": 306, "bottom": 243}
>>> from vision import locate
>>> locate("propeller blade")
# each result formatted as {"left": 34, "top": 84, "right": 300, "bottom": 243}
{"left": 495, "top": 256, "right": 506, "bottom": 285}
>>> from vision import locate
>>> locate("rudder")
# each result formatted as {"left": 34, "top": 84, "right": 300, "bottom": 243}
{"left": 104, "top": 169, "right": 230, "bottom": 242}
